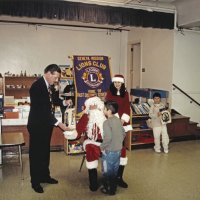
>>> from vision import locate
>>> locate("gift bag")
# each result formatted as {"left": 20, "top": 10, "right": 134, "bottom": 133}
{"left": 65, "top": 108, "right": 76, "bottom": 129}
{"left": 160, "top": 110, "right": 171, "bottom": 125}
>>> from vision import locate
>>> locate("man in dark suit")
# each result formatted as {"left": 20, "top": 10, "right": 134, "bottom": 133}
{"left": 27, "top": 64, "right": 72, "bottom": 193}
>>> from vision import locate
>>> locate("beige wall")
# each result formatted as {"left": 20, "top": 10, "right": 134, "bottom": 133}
{"left": 173, "top": 30, "right": 200, "bottom": 124}
{"left": 127, "top": 27, "right": 174, "bottom": 93}
{"left": 0, "top": 23, "right": 127, "bottom": 77}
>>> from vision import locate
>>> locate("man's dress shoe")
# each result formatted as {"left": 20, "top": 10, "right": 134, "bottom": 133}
{"left": 40, "top": 177, "right": 58, "bottom": 184}
{"left": 32, "top": 184, "right": 44, "bottom": 193}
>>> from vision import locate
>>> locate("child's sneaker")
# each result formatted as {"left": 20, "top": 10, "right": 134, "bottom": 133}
{"left": 154, "top": 149, "right": 161, "bottom": 153}
{"left": 164, "top": 149, "right": 169, "bottom": 154}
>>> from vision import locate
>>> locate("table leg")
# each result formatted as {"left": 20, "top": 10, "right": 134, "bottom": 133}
{"left": 18, "top": 145, "right": 24, "bottom": 180}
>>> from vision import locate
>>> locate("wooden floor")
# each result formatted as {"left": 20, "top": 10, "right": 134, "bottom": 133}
{"left": 0, "top": 140, "right": 200, "bottom": 200}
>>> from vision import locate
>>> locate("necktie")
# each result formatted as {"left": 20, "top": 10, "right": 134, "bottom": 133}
{"left": 48, "top": 85, "right": 55, "bottom": 113}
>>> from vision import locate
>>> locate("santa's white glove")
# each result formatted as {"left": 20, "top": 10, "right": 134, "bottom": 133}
{"left": 101, "top": 150, "right": 106, "bottom": 156}
{"left": 63, "top": 130, "right": 78, "bottom": 140}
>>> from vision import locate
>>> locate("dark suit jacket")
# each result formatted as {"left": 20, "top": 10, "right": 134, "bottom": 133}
{"left": 27, "top": 77, "right": 63, "bottom": 128}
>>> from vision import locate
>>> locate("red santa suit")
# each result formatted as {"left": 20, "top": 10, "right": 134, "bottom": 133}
{"left": 64, "top": 96, "right": 128, "bottom": 168}
{"left": 64, "top": 95, "right": 129, "bottom": 190}
{"left": 64, "top": 96, "right": 106, "bottom": 191}
{"left": 64, "top": 96, "right": 105, "bottom": 169}
{"left": 75, "top": 110, "right": 105, "bottom": 169}
{"left": 106, "top": 90, "right": 132, "bottom": 132}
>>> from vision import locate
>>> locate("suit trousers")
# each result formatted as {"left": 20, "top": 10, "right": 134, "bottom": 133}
{"left": 28, "top": 125, "right": 53, "bottom": 185}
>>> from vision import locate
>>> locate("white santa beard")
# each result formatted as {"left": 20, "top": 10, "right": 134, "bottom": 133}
{"left": 87, "top": 109, "right": 106, "bottom": 140}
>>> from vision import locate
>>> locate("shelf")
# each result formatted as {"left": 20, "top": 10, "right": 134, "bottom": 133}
{"left": 125, "top": 128, "right": 153, "bottom": 150}
{"left": 132, "top": 114, "right": 149, "bottom": 118}
{"left": 125, "top": 126, "right": 153, "bottom": 150}
{"left": 132, "top": 128, "right": 152, "bottom": 132}
{"left": 67, "top": 150, "right": 84, "bottom": 155}
{"left": 61, "top": 77, "right": 73, "bottom": 80}
{"left": 4, "top": 76, "right": 38, "bottom": 98}
{"left": 131, "top": 141, "right": 154, "bottom": 145}
{"left": 4, "top": 76, "right": 36, "bottom": 78}
{"left": 64, "top": 137, "right": 84, "bottom": 155}
{"left": 0, "top": 77, "right": 3, "bottom": 94}
{"left": 130, "top": 88, "right": 169, "bottom": 98}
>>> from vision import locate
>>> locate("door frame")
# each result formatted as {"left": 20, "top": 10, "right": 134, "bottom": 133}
{"left": 127, "top": 40, "right": 142, "bottom": 95}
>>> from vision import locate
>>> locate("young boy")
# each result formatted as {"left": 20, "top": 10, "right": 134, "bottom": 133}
{"left": 149, "top": 92, "right": 170, "bottom": 153}
{"left": 100, "top": 100, "right": 126, "bottom": 195}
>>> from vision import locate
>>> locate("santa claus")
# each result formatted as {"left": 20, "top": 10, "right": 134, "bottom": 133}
{"left": 64, "top": 96, "right": 128, "bottom": 191}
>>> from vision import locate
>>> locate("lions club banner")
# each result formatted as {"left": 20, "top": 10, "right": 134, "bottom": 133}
{"left": 73, "top": 55, "right": 111, "bottom": 117}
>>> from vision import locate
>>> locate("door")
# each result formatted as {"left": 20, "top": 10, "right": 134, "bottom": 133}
{"left": 129, "top": 43, "right": 141, "bottom": 89}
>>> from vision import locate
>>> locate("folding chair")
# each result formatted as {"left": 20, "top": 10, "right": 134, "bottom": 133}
{"left": 0, "top": 132, "right": 25, "bottom": 180}
{"left": 79, "top": 152, "right": 86, "bottom": 172}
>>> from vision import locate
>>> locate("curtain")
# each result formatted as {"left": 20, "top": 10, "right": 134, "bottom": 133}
{"left": 0, "top": 0, "right": 174, "bottom": 29}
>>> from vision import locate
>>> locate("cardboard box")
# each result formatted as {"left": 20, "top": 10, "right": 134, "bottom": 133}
{"left": 4, "top": 112, "right": 19, "bottom": 119}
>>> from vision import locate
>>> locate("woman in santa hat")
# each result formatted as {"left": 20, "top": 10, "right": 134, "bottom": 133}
{"left": 105, "top": 74, "right": 132, "bottom": 189}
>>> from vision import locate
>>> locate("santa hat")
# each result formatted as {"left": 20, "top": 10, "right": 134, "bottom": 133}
{"left": 112, "top": 74, "right": 124, "bottom": 83}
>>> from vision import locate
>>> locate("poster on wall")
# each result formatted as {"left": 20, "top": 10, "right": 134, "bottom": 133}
{"left": 72, "top": 55, "right": 112, "bottom": 118}
{"left": 59, "top": 65, "right": 74, "bottom": 96}
{"left": 60, "top": 65, "right": 73, "bottom": 79}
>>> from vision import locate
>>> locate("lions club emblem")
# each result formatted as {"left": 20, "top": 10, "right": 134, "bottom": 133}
{"left": 82, "top": 67, "right": 104, "bottom": 88}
